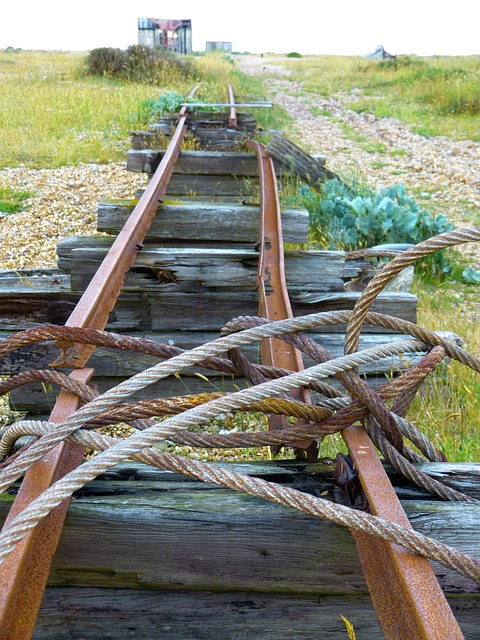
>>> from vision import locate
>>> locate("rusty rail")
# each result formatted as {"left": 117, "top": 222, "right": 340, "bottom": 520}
{"left": 247, "top": 140, "right": 317, "bottom": 460}
{"left": 0, "top": 88, "right": 196, "bottom": 639}
{"left": 248, "top": 139, "right": 463, "bottom": 637}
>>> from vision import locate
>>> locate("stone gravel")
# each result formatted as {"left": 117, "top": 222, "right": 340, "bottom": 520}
{"left": 0, "top": 163, "right": 147, "bottom": 271}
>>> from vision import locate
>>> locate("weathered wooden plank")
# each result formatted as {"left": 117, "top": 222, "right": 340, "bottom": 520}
{"left": 32, "top": 587, "right": 479, "bottom": 640}
{"left": 95, "top": 199, "right": 309, "bottom": 244}
{"left": 95, "top": 460, "right": 480, "bottom": 502}
{"left": 190, "top": 128, "right": 248, "bottom": 142}
{"left": 0, "top": 462, "right": 477, "bottom": 601}
{"left": 1, "top": 330, "right": 438, "bottom": 378}
{"left": 126, "top": 148, "right": 166, "bottom": 171}
{"left": 146, "top": 291, "right": 417, "bottom": 331}
{"left": 0, "top": 269, "right": 70, "bottom": 294}
{"left": 267, "top": 133, "right": 337, "bottom": 183}
{"left": 92, "top": 460, "right": 480, "bottom": 501}
{"left": 126, "top": 149, "right": 292, "bottom": 177}
{"left": 0, "top": 295, "right": 78, "bottom": 330}
{"left": 155, "top": 112, "right": 257, "bottom": 125}
{"left": 33, "top": 589, "right": 385, "bottom": 640}
{"left": 67, "top": 248, "right": 346, "bottom": 294}
{"left": 0, "top": 271, "right": 417, "bottom": 334}
{"left": 162, "top": 174, "right": 255, "bottom": 198}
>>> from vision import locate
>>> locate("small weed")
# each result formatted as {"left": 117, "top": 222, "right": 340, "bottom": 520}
{"left": 311, "top": 106, "right": 332, "bottom": 117}
{"left": 0, "top": 187, "right": 34, "bottom": 215}
{"left": 360, "top": 141, "right": 387, "bottom": 154}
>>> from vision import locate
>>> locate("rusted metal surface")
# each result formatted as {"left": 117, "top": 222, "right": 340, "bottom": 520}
{"left": 0, "top": 369, "right": 93, "bottom": 640}
{"left": 228, "top": 82, "right": 237, "bottom": 128}
{"left": 247, "top": 140, "right": 318, "bottom": 460}
{"left": 343, "top": 427, "right": 464, "bottom": 638}
{"left": 0, "top": 100, "right": 192, "bottom": 638}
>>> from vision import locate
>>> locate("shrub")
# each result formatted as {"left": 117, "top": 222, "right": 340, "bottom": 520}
{"left": 286, "top": 52, "right": 303, "bottom": 58}
{"left": 86, "top": 45, "right": 196, "bottom": 84}
{"left": 86, "top": 47, "right": 128, "bottom": 77}
{"left": 125, "top": 44, "right": 196, "bottom": 83}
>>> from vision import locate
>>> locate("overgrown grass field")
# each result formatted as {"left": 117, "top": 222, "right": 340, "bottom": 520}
{"left": 0, "top": 49, "right": 478, "bottom": 461}
{"left": 0, "top": 50, "right": 284, "bottom": 169}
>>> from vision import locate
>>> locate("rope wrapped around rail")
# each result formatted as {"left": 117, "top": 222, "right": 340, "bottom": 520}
{"left": 0, "top": 225, "right": 479, "bottom": 586}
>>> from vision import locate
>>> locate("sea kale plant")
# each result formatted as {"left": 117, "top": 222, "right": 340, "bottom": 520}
{"left": 287, "top": 179, "right": 455, "bottom": 277}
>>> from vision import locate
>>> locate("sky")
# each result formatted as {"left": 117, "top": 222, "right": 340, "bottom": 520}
{"left": 1, "top": 1, "right": 479, "bottom": 57}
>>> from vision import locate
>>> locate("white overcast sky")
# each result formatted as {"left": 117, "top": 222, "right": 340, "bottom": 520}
{"left": 0, "top": 1, "right": 478, "bottom": 56}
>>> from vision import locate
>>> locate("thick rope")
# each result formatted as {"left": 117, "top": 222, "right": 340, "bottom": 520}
{"left": 0, "top": 226, "right": 478, "bottom": 589}
{"left": 0, "top": 424, "right": 479, "bottom": 585}
{"left": 0, "top": 326, "right": 428, "bottom": 495}
{"left": 1, "top": 339, "right": 463, "bottom": 557}
{"left": 345, "top": 226, "right": 480, "bottom": 354}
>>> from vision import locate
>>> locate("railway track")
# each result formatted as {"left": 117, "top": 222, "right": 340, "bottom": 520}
{"left": 0, "top": 83, "right": 479, "bottom": 639}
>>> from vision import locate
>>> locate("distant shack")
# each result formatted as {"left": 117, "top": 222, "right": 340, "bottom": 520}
{"left": 365, "top": 45, "right": 396, "bottom": 60}
{"left": 138, "top": 18, "right": 192, "bottom": 54}
{"left": 206, "top": 41, "right": 233, "bottom": 53}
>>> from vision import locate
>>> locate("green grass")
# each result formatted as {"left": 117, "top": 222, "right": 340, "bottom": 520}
{"left": 0, "top": 50, "right": 221, "bottom": 168}
{"left": 0, "top": 186, "right": 34, "bottom": 214}
{"left": 0, "top": 50, "right": 284, "bottom": 169}
{"left": 275, "top": 54, "right": 480, "bottom": 141}
{"left": 0, "top": 51, "right": 164, "bottom": 167}
{"left": 408, "top": 277, "right": 480, "bottom": 461}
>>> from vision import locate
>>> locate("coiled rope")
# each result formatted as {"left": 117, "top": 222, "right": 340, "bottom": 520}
{"left": 0, "top": 225, "right": 479, "bottom": 584}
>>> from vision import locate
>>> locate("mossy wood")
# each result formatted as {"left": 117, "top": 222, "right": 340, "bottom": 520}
{"left": 92, "top": 199, "right": 309, "bottom": 243}
{"left": 0, "top": 461, "right": 477, "bottom": 638}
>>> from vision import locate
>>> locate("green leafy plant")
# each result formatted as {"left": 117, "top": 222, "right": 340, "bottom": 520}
{"left": 285, "top": 178, "right": 455, "bottom": 277}
{"left": 286, "top": 52, "right": 303, "bottom": 58}
{"left": 462, "top": 268, "right": 480, "bottom": 284}
{"left": 138, "top": 91, "right": 186, "bottom": 117}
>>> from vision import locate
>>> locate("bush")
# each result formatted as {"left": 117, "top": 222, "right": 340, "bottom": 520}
{"left": 286, "top": 178, "right": 455, "bottom": 277}
{"left": 86, "top": 45, "right": 196, "bottom": 84}
{"left": 286, "top": 52, "right": 303, "bottom": 58}
{"left": 86, "top": 47, "right": 128, "bottom": 77}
